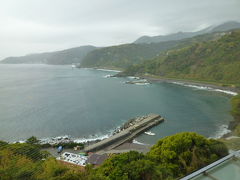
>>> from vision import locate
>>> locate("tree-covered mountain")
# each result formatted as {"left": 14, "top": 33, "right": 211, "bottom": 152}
{"left": 80, "top": 42, "right": 182, "bottom": 69}
{"left": 80, "top": 31, "right": 227, "bottom": 69}
{"left": 121, "top": 30, "right": 240, "bottom": 85}
{"left": 134, "top": 21, "right": 240, "bottom": 44}
{"left": 0, "top": 46, "right": 97, "bottom": 65}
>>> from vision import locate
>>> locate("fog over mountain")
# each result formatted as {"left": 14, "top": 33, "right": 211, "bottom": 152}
{"left": 134, "top": 21, "right": 240, "bottom": 44}
{"left": 1, "top": 21, "right": 240, "bottom": 65}
{"left": 0, "top": 46, "right": 97, "bottom": 65}
{"left": 0, "top": 0, "right": 240, "bottom": 60}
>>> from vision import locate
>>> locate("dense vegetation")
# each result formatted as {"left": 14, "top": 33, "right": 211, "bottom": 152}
{"left": 90, "top": 132, "right": 228, "bottom": 180}
{"left": 0, "top": 139, "right": 85, "bottom": 180}
{"left": 0, "top": 46, "right": 97, "bottom": 65}
{"left": 80, "top": 31, "right": 226, "bottom": 69}
{"left": 80, "top": 42, "right": 180, "bottom": 69}
{"left": 122, "top": 30, "right": 240, "bottom": 85}
{"left": 0, "top": 132, "right": 228, "bottom": 180}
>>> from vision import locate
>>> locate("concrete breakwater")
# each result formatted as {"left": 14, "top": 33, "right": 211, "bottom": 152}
{"left": 84, "top": 114, "right": 164, "bottom": 152}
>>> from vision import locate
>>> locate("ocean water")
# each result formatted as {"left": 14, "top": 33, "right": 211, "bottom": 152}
{"left": 0, "top": 64, "right": 234, "bottom": 144}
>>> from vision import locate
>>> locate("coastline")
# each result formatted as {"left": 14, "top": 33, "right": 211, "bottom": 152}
{"left": 8, "top": 67, "right": 239, "bottom": 151}
{"left": 115, "top": 70, "right": 239, "bottom": 140}
{"left": 91, "top": 68, "right": 239, "bottom": 141}
{"left": 139, "top": 75, "right": 240, "bottom": 140}
{"left": 81, "top": 66, "right": 123, "bottom": 73}
{"left": 142, "top": 75, "right": 239, "bottom": 95}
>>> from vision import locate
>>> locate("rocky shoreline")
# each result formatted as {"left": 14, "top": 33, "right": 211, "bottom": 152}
{"left": 142, "top": 76, "right": 239, "bottom": 95}
{"left": 14, "top": 116, "right": 155, "bottom": 147}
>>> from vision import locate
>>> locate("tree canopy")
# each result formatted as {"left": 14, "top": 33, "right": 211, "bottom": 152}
{"left": 87, "top": 132, "right": 228, "bottom": 180}
{"left": 0, "top": 132, "right": 228, "bottom": 180}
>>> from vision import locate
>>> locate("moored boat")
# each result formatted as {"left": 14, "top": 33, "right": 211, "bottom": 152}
{"left": 144, "top": 131, "right": 155, "bottom": 136}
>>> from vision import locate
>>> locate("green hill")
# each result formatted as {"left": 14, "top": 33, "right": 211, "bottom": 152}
{"left": 121, "top": 30, "right": 240, "bottom": 85}
{"left": 80, "top": 32, "right": 226, "bottom": 69}
{"left": 80, "top": 42, "right": 180, "bottom": 69}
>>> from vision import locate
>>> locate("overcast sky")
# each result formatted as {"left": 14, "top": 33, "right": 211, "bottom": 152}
{"left": 0, "top": 0, "right": 240, "bottom": 60}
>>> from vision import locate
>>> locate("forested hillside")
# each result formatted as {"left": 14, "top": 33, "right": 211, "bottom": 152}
{"left": 80, "top": 32, "right": 226, "bottom": 69}
{"left": 122, "top": 30, "right": 240, "bottom": 85}
{"left": 80, "top": 41, "right": 179, "bottom": 69}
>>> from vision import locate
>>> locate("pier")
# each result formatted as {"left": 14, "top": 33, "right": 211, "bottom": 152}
{"left": 84, "top": 114, "right": 164, "bottom": 152}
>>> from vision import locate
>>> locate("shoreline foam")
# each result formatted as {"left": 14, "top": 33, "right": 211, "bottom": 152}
{"left": 73, "top": 134, "right": 111, "bottom": 144}
{"left": 209, "top": 124, "right": 231, "bottom": 139}
{"left": 96, "top": 68, "right": 122, "bottom": 73}
{"left": 171, "top": 81, "right": 238, "bottom": 96}
{"left": 13, "top": 73, "right": 237, "bottom": 144}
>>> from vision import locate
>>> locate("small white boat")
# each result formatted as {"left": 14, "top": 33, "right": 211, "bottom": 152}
{"left": 144, "top": 131, "right": 155, "bottom": 136}
{"left": 72, "top": 64, "right": 76, "bottom": 68}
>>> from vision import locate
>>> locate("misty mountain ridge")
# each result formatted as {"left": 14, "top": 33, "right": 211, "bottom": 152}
{"left": 1, "top": 21, "right": 240, "bottom": 65}
{"left": 134, "top": 21, "right": 240, "bottom": 44}
{"left": 0, "top": 46, "right": 97, "bottom": 65}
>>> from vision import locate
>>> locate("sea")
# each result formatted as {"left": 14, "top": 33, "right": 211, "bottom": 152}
{"left": 0, "top": 64, "right": 235, "bottom": 145}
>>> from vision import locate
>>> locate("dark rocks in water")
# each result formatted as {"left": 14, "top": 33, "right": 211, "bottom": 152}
{"left": 228, "top": 120, "right": 238, "bottom": 131}
{"left": 112, "top": 73, "right": 126, "bottom": 77}
{"left": 112, "top": 115, "right": 150, "bottom": 135}
{"left": 125, "top": 80, "right": 150, "bottom": 85}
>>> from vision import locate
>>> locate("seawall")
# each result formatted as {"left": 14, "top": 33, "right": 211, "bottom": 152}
{"left": 84, "top": 114, "right": 164, "bottom": 152}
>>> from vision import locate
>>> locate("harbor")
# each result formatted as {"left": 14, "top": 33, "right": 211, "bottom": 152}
{"left": 84, "top": 114, "right": 164, "bottom": 153}
{"left": 50, "top": 114, "right": 164, "bottom": 167}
